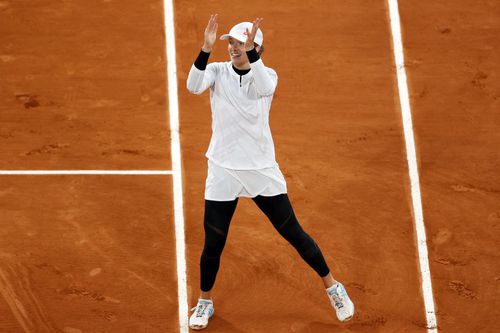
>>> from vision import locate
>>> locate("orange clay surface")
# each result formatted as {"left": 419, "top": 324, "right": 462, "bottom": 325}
{"left": 1, "top": 0, "right": 499, "bottom": 332}
{"left": 398, "top": 1, "right": 499, "bottom": 332}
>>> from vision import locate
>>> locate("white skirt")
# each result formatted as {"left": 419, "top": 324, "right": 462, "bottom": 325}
{"left": 205, "top": 160, "right": 288, "bottom": 201}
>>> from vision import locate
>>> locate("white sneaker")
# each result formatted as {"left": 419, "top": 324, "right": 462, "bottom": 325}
{"left": 326, "top": 282, "right": 355, "bottom": 322}
{"left": 189, "top": 299, "right": 214, "bottom": 330}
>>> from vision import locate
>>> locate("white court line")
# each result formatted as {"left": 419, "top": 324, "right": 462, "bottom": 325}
{"left": 387, "top": 0, "right": 438, "bottom": 332}
{"left": 0, "top": 170, "right": 173, "bottom": 175}
{"left": 163, "top": 1, "right": 189, "bottom": 332}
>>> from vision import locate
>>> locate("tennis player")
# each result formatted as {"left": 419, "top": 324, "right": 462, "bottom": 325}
{"left": 186, "top": 14, "right": 354, "bottom": 330}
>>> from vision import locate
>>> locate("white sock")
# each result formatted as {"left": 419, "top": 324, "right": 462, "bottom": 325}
{"left": 198, "top": 298, "right": 212, "bottom": 303}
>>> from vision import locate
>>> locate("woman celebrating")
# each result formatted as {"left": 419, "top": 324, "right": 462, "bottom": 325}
{"left": 186, "top": 14, "right": 354, "bottom": 330}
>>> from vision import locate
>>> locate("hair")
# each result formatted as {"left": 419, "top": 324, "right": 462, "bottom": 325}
{"left": 256, "top": 43, "right": 265, "bottom": 56}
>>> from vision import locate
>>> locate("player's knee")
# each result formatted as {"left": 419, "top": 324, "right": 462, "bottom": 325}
{"left": 281, "top": 227, "right": 317, "bottom": 256}
{"left": 278, "top": 216, "right": 306, "bottom": 243}
{"left": 203, "top": 237, "right": 226, "bottom": 258}
{"left": 300, "top": 238, "right": 320, "bottom": 259}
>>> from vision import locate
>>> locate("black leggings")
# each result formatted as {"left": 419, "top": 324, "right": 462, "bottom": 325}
{"left": 200, "top": 193, "right": 330, "bottom": 292}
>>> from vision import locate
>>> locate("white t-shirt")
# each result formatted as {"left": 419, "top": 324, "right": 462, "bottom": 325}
{"left": 187, "top": 58, "right": 278, "bottom": 170}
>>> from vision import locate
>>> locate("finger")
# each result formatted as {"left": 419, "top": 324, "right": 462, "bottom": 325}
{"left": 246, "top": 28, "right": 254, "bottom": 40}
{"left": 210, "top": 15, "right": 217, "bottom": 30}
{"left": 210, "top": 14, "right": 217, "bottom": 25}
{"left": 213, "top": 14, "right": 219, "bottom": 29}
{"left": 252, "top": 19, "right": 260, "bottom": 31}
{"left": 252, "top": 23, "right": 258, "bottom": 36}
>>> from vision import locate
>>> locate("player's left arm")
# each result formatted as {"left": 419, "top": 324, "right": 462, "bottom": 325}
{"left": 245, "top": 18, "right": 277, "bottom": 96}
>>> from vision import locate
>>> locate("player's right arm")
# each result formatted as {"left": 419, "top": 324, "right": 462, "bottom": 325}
{"left": 187, "top": 14, "right": 218, "bottom": 95}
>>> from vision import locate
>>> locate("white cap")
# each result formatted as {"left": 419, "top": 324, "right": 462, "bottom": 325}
{"left": 220, "top": 22, "right": 264, "bottom": 46}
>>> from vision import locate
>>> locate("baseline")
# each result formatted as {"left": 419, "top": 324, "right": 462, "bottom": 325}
{"left": 0, "top": 170, "right": 174, "bottom": 175}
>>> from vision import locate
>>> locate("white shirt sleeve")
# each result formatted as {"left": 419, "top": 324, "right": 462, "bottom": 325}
{"left": 250, "top": 59, "right": 278, "bottom": 97}
{"left": 186, "top": 63, "right": 218, "bottom": 95}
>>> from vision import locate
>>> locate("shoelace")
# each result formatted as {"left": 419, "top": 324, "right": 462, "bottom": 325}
{"left": 191, "top": 303, "right": 210, "bottom": 318}
{"left": 330, "top": 289, "right": 345, "bottom": 309}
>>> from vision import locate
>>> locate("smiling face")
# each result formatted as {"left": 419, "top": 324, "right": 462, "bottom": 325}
{"left": 227, "top": 37, "right": 261, "bottom": 70}
{"left": 227, "top": 37, "right": 249, "bottom": 69}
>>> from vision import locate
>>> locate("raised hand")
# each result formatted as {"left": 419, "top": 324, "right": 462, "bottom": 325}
{"left": 245, "top": 18, "right": 263, "bottom": 51}
{"left": 203, "top": 14, "right": 218, "bottom": 52}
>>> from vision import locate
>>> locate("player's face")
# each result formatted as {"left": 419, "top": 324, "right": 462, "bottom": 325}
{"left": 227, "top": 37, "right": 249, "bottom": 68}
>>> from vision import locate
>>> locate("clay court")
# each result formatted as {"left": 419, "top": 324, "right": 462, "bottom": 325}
{"left": 1, "top": 0, "right": 498, "bottom": 332}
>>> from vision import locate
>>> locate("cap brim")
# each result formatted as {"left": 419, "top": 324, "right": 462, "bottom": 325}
{"left": 220, "top": 33, "right": 262, "bottom": 46}
{"left": 220, "top": 33, "right": 246, "bottom": 43}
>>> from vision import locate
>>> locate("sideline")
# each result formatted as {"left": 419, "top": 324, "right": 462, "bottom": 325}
{"left": 387, "top": 0, "right": 438, "bottom": 332}
{"left": 163, "top": 0, "right": 189, "bottom": 332}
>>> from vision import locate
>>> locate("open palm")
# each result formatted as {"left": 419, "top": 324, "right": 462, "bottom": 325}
{"left": 203, "top": 14, "right": 218, "bottom": 51}
{"left": 245, "top": 18, "right": 263, "bottom": 51}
